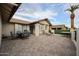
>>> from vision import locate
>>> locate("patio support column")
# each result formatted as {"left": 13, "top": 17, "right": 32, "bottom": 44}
{"left": 35, "top": 23, "right": 40, "bottom": 36}
{"left": 0, "top": 13, "right": 2, "bottom": 47}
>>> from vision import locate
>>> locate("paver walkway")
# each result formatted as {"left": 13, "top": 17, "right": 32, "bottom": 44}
{"left": 0, "top": 34, "right": 76, "bottom": 56}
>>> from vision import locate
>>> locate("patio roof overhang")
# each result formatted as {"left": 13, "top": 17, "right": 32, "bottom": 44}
{"left": 10, "top": 18, "right": 31, "bottom": 25}
{"left": 0, "top": 3, "right": 21, "bottom": 23}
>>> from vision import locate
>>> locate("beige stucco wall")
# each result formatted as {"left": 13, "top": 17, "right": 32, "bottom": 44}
{"left": 39, "top": 20, "right": 49, "bottom": 25}
{"left": 39, "top": 20, "right": 50, "bottom": 34}
{"left": 61, "top": 26, "right": 66, "bottom": 30}
{"left": 0, "top": 14, "right": 2, "bottom": 47}
{"left": 2, "top": 22, "right": 15, "bottom": 36}
{"left": 39, "top": 24, "right": 49, "bottom": 34}
{"left": 45, "top": 25, "right": 49, "bottom": 33}
{"left": 34, "top": 20, "right": 50, "bottom": 36}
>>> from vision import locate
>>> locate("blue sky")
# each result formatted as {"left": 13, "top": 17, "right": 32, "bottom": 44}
{"left": 13, "top": 3, "right": 79, "bottom": 28}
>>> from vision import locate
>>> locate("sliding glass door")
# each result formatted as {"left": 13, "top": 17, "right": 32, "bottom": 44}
{"left": 15, "top": 24, "right": 23, "bottom": 33}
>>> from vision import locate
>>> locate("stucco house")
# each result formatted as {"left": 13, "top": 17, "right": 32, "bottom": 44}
{"left": 26, "top": 18, "right": 52, "bottom": 36}
{"left": 2, "top": 18, "right": 30, "bottom": 37}
{"left": 51, "top": 25, "right": 67, "bottom": 30}
{"left": 2, "top": 18, "right": 52, "bottom": 37}
{"left": 49, "top": 25, "right": 67, "bottom": 34}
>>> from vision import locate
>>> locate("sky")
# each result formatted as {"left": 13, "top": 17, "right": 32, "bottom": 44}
{"left": 12, "top": 3, "right": 79, "bottom": 28}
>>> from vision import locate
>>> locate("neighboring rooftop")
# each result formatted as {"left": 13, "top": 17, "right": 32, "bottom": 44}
{"left": 51, "top": 25, "right": 66, "bottom": 28}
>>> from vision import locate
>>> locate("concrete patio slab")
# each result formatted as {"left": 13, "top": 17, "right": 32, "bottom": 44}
{"left": 0, "top": 34, "right": 76, "bottom": 56}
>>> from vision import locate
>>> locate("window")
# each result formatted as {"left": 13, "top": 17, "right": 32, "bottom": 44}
{"left": 45, "top": 25, "right": 48, "bottom": 30}
{"left": 40, "top": 24, "right": 44, "bottom": 30}
{"left": 15, "top": 24, "right": 23, "bottom": 33}
{"left": 23, "top": 25, "right": 27, "bottom": 31}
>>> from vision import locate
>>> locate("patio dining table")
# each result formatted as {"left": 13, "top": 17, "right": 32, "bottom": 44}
{"left": 16, "top": 30, "right": 30, "bottom": 39}
{"left": 17, "top": 32, "right": 24, "bottom": 39}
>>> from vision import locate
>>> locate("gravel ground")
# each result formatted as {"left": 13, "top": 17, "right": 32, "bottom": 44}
{"left": 0, "top": 34, "right": 76, "bottom": 56}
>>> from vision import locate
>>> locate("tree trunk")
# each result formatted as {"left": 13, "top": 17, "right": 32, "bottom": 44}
{"left": 70, "top": 13, "right": 75, "bottom": 32}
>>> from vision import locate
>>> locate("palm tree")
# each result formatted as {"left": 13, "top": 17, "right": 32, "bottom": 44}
{"left": 66, "top": 4, "right": 79, "bottom": 32}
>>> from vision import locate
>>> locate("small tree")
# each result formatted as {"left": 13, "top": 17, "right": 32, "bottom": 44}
{"left": 66, "top": 4, "right": 79, "bottom": 32}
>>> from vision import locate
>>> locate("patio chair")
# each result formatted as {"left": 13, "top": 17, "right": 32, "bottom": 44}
{"left": 16, "top": 31, "right": 24, "bottom": 39}
{"left": 10, "top": 32, "right": 18, "bottom": 40}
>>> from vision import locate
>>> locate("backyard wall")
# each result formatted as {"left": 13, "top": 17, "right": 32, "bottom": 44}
{"left": 76, "top": 29, "right": 79, "bottom": 56}
{"left": 0, "top": 13, "right": 2, "bottom": 47}
{"left": 71, "top": 29, "right": 79, "bottom": 56}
